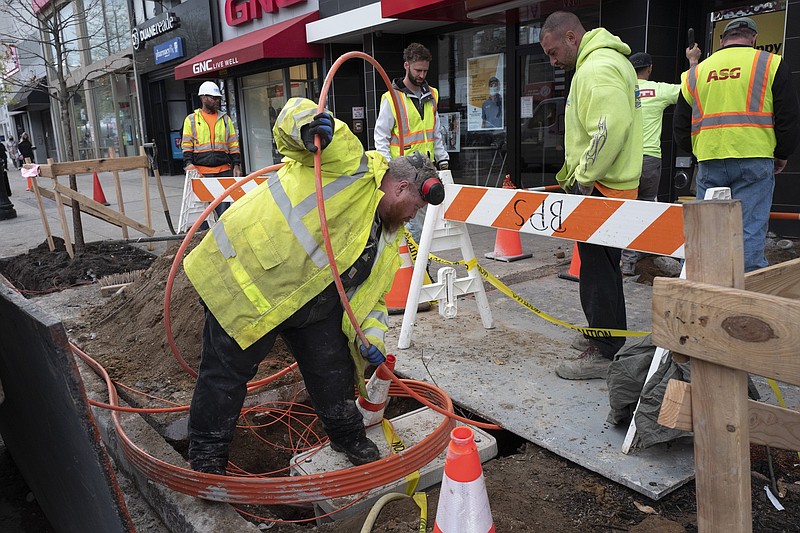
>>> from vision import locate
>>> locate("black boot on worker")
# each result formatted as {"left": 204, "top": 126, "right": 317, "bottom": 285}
{"left": 190, "top": 458, "right": 228, "bottom": 476}
{"left": 330, "top": 434, "right": 381, "bottom": 466}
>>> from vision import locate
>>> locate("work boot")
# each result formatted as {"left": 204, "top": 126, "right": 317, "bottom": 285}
{"left": 621, "top": 261, "right": 636, "bottom": 276}
{"left": 330, "top": 434, "right": 381, "bottom": 466}
{"left": 555, "top": 345, "right": 611, "bottom": 380}
{"left": 191, "top": 458, "right": 227, "bottom": 476}
{"left": 570, "top": 334, "right": 591, "bottom": 352}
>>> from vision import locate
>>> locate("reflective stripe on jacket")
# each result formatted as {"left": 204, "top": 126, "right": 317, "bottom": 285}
{"left": 183, "top": 98, "right": 400, "bottom": 393}
{"left": 681, "top": 47, "right": 779, "bottom": 161}
{"left": 381, "top": 86, "right": 439, "bottom": 159}
{"left": 181, "top": 109, "right": 241, "bottom": 168}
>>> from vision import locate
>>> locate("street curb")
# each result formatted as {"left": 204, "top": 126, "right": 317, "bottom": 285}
{"left": 75, "top": 357, "right": 260, "bottom": 533}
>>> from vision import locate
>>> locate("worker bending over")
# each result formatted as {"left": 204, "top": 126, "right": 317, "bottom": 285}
{"left": 183, "top": 97, "right": 444, "bottom": 473}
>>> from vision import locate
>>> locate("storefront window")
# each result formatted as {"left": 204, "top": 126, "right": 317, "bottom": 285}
{"left": 88, "top": 0, "right": 130, "bottom": 63}
{"left": 52, "top": 4, "right": 81, "bottom": 76}
{"left": 70, "top": 89, "right": 94, "bottom": 159}
{"left": 240, "top": 63, "right": 318, "bottom": 173}
{"left": 89, "top": 73, "right": 138, "bottom": 157}
{"left": 435, "top": 25, "right": 506, "bottom": 187}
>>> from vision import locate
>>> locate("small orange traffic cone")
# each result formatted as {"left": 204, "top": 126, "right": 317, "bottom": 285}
{"left": 356, "top": 354, "right": 396, "bottom": 427}
{"left": 558, "top": 242, "right": 581, "bottom": 282}
{"left": 433, "top": 426, "right": 495, "bottom": 533}
{"left": 92, "top": 172, "right": 110, "bottom": 206}
{"left": 26, "top": 178, "right": 32, "bottom": 191}
{"left": 484, "top": 176, "right": 531, "bottom": 262}
{"left": 385, "top": 237, "right": 430, "bottom": 315}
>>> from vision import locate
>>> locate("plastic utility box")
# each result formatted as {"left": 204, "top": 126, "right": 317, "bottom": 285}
{"left": 290, "top": 406, "right": 497, "bottom": 524}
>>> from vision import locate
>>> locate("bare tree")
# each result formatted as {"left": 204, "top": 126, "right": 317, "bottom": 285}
{"left": 0, "top": 0, "right": 132, "bottom": 251}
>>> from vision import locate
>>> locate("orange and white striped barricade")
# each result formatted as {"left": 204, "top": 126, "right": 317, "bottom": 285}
{"left": 177, "top": 171, "right": 269, "bottom": 232}
{"left": 433, "top": 426, "right": 495, "bottom": 533}
{"left": 356, "top": 354, "right": 396, "bottom": 427}
{"left": 398, "top": 170, "right": 494, "bottom": 350}
{"left": 442, "top": 184, "right": 687, "bottom": 259}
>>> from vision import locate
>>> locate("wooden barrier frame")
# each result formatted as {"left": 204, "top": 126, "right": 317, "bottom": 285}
{"left": 653, "top": 200, "right": 800, "bottom": 533}
{"left": 29, "top": 149, "right": 155, "bottom": 258}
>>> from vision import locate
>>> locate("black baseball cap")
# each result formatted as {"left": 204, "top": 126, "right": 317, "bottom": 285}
{"left": 723, "top": 17, "right": 757, "bottom": 35}
{"left": 628, "top": 52, "right": 652, "bottom": 70}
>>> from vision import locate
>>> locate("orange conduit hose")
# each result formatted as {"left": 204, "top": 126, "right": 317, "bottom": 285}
{"left": 72, "top": 341, "right": 456, "bottom": 504}
{"left": 311, "top": 51, "right": 501, "bottom": 431}
{"left": 771, "top": 212, "right": 800, "bottom": 221}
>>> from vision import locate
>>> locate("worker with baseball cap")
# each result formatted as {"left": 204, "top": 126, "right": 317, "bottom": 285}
{"left": 674, "top": 16, "right": 800, "bottom": 272}
{"left": 620, "top": 45, "right": 700, "bottom": 275}
{"left": 181, "top": 81, "right": 241, "bottom": 215}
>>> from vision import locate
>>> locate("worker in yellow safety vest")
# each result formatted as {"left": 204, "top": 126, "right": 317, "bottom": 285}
{"left": 375, "top": 42, "right": 449, "bottom": 243}
{"left": 183, "top": 97, "right": 444, "bottom": 474}
{"left": 181, "top": 81, "right": 241, "bottom": 216}
{"left": 674, "top": 16, "right": 800, "bottom": 272}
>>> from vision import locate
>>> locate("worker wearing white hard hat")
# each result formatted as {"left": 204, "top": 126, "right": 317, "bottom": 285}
{"left": 181, "top": 80, "right": 241, "bottom": 216}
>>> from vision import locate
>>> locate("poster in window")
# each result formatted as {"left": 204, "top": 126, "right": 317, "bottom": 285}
{"left": 467, "top": 54, "right": 504, "bottom": 131}
{"left": 440, "top": 112, "right": 461, "bottom": 152}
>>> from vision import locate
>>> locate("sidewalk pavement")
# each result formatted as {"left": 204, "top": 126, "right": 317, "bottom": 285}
{"left": 0, "top": 166, "right": 187, "bottom": 259}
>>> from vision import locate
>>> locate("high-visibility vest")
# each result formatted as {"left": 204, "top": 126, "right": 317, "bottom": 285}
{"left": 681, "top": 47, "right": 779, "bottom": 161}
{"left": 184, "top": 98, "right": 399, "bottom": 391}
{"left": 381, "top": 87, "right": 439, "bottom": 159}
{"left": 180, "top": 109, "right": 240, "bottom": 167}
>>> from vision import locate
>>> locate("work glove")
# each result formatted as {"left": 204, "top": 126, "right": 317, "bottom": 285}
{"left": 359, "top": 344, "right": 386, "bottom": 365}
{"left": 300, "top": 112, "right": 334, "bottom": 153}
{"left": 573, "top": 182, "right": 595, "bottom": 196}
{"left": 436, "top": 160, "right": 450, "bottom": 171}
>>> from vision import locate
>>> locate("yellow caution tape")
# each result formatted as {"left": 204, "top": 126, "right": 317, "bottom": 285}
{"left": 381, "top": 419, "right": 420, "bottom": 495}
{"left": 403, "top": 229, "right": 649, "bottom": 338}
{"left": 413, "top": 492, "right": 428, "bottom": 533}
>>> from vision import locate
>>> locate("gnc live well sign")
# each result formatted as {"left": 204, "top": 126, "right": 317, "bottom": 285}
{"left": 225, "top": 0, "right": 305, "bottom": 26}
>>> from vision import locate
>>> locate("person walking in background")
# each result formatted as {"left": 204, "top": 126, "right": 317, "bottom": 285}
{"left": 181, "top": 81, "right": 241, "bottom": 217}
{"left": 481, "top": 76, "right": 503, "bottom": 129}
{"left": 374, "top": 42, "right": 449, "bottom": 244}
{"left": 539, "top": 11, "right": 642, "bottom": 380}
{"left": 620, "top": 46, "right": 701, "bottom": 275}
{"left": 674, "top": 17, "right": 800, "bottom": 272}
{"left": 18, "top": 133, "right": 34, "bottom": 164}
{"left": 183, "top": 97, "right": 443, "bottom": 474}
{"left": 5, "top": 136, "right": 19, "bottom": 169}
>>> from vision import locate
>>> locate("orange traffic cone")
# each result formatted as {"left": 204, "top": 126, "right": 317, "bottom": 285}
{"left": 484, "top": 176, "right": 531, "bottom": 262}
{"left": 385, "top": 237, "right": 430, "bottom": 315}
{"left": 433, "top": 426, "right": 495, "bottom": 533}
{"left": 558, "top": 242, "right": 581, "bottom": 282}
{"left": 92, "top": 172, "right": 110, "bottom": 206}
{"left": 356, "top": 354, "right": 396, "bottom": 427}
{"left": 26, "top": 178, "right": 32, "bottom": 191}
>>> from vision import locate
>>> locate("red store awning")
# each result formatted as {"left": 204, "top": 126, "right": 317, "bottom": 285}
{"left": 381, "top": 0, "right": 506, "bottom": 22}
{"left": 174, "top": 11, "right": 321, "bottom": 80}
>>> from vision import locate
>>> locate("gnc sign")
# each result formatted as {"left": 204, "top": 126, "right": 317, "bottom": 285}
{"left": 225, "top": 0, "right": 305, "bottom": 26}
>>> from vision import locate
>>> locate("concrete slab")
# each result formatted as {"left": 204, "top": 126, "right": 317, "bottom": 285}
{"left": 388, "top": 272, "right": 696, "bottom": 500}
{"left": 291, "top": 407, "right": 497, "bottom": 524}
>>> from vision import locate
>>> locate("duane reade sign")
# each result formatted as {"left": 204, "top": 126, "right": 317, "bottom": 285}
{"left": 132, "top": 12, "right": 180, "bottom": 51}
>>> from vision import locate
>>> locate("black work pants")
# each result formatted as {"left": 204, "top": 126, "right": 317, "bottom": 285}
{"left": 576, "top": 192, "right": 627, "bottom": 359}
{"left": 188, "top": 284, "right": 365, "bottom": 469}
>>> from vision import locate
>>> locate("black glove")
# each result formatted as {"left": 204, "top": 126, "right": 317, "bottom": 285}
{"left": 437, "top": 160, "right": 450, "bottom": 171}
{"left": 301, "top": 112, "right": 334, "bottom": 153}
{"left": 359, "top": 344, "right": 386, "bottom": 365}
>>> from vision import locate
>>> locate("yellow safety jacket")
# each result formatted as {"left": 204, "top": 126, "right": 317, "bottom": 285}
{"left": 183, "top": 98, "right": 401, "bottom": 394}
{"left": 181, "top": 109, "right": 241, "bottom": 169}
{"left": 381, "top": 86, "right": 439, "bottom": 159}
{"left": 681, "top": 47, "right": 779, "bottom": 161}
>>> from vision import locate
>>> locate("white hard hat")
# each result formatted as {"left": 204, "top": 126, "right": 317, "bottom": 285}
{"left": 198, "top": 81, "right": 222, "bottom": 97}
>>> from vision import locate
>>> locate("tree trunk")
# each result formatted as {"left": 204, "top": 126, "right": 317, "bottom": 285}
{"left": 58, "top": 82, "right": 85, "bottom": 252}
